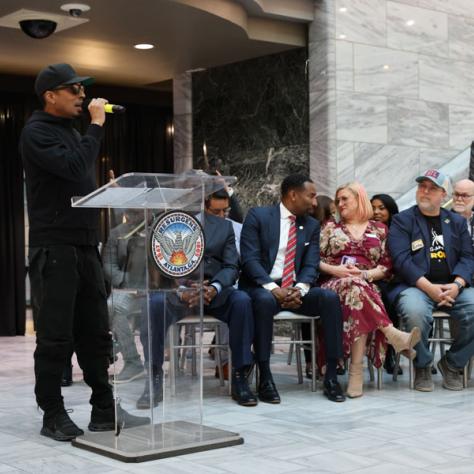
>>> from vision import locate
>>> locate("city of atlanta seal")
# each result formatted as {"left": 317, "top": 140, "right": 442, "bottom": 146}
{"left": 150, "top": 211, "right": 205, "bottom": 278}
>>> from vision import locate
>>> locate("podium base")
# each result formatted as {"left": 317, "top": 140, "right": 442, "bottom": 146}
{"left": 71, "top": 420, "right": 244, "bottom": 463}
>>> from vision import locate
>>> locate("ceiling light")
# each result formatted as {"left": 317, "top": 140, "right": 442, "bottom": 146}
{"left": 406, "top": 19, "right": 415, "bottom": 26}
{"left": 339, "top": 7, "right": 347, "bottom": 12}
{"left": 60, "top": 3, "right": 90, "bottom": 17}
{"left": 339, "top": 34, "right": 346, "bottom": 39}
{"left": 134, "top": 43, "right": 154, "bottom": 50}
{"left": 383, "top": 64, "right": 390, "bottom": 70}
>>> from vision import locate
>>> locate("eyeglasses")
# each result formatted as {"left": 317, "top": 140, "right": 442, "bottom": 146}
{"left": 207, "top": 207, "right": 231, "bottom": 216}
{"left": 52, "top": 83, "right": 84, "bottom": 95}
{"left": 452, "top": 192, "right": 474, "bottom": 201}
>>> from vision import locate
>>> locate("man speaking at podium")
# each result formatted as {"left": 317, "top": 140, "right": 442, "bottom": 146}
{"left": 20, "top": 63, "right": 147, "bottom": 441}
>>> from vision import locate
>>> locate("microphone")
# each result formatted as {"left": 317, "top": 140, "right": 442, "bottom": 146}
{"left": 104, "top": 104, "right": 126, "bottom": 114}
{"left": 82, "top": 100, "right": 126, "bottom": 114}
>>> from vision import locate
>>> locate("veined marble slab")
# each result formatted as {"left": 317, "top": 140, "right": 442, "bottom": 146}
{"left": 388, "top": 97, "right": 449, "bottom": 148}
{"left": 310, "top": 89, "right": 336, "bottom": 142}
{"left": 354, "top": 44, "right": 418, "bottom": 98}
{"left": 449, "top": 105, "right": 474, "bottom": 150}
{"left": 419, "top": 55, "right": 474, "bottom": 106}
{"left": 337, "top": 141, "right": 355, "bottom": 185}
{"left": 336, "top": 91, "right": 387, "bottom": 143}
{"left": 387, "top": 1, "right": 448, "bottom": 57}
{"left": 354, "top": 143, "right": 419, "bottom": 193}
{"left": 417, "top": 0, "right": 474, "bottom": 18}
{"left": 308, "top": 39, "right": 336, "bottom": 93}
{"left": 310, "top": 139, "right": 337, "bottom": 196}
{"left": 449, "top": 16, "right": 474, "bottom": 63}
{"left": 335, "top": 0, "right": 386, "bottom": 47}
{"left": 419, "top": 147, "right": 461, "bottom": 174}
{"left": 336, "top": 40, "right": 353, "bottom": 91}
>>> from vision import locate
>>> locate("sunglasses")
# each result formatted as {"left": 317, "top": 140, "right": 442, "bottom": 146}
{"left": 52, "top": 83, "right": 85, "bottom": 95}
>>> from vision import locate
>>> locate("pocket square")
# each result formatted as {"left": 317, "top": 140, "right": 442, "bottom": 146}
{"left": 304, "top": 242, "right": 310, "bottom": 246}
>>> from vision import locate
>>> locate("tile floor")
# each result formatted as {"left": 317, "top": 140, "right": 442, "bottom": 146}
{"left": 2, "top": 335, "right": 474, "bottom": 474}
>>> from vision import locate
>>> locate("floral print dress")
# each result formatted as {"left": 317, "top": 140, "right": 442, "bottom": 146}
{"left": 319, "top": 220, "right": 393, "bottom": 368}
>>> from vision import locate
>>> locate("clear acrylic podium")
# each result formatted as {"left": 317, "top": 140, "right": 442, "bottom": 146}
{"left": 70, "top": 172, "right": 243, "bottom": 462}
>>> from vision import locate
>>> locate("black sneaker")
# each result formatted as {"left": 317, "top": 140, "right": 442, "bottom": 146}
{"left": 41, "top": 408, "right": 84, "bottom": 441}
{"left": 88, "top": 404, "right": 150, "bottom": 432}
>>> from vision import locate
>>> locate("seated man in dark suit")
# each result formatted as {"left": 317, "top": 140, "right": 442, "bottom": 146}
{"left": 388, "top": 169, "right": 474, "bottom": 392}
{"left": 138, "top": 189, "right": 256, "bottom": 407}
{"left": 239, "top": 174, "right": 345, "bottom": 403}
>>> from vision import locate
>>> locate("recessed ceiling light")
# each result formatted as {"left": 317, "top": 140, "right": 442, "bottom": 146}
{"left": 134, "top": 43, "right": 154, "bottom": 50}
{"left": 383, "top": 64, "right": 390, "bottom": 70}
{"left": 339, "top": 34, "right": 346, "bottom": 39}
{"left": 406, "top": 19, "right": 415, "bottom": 26}
{"left": 339, "top": 7, "right": 347, "bottom": 12}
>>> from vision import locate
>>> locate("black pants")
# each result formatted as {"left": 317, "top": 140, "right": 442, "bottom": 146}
{"left": 245, "top": 287, "right": 343, "bottom": 363}
{"left": 29, "top": 245, "right": 113, "bottom": 413}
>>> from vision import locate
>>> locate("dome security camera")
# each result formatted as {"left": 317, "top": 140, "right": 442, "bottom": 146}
{"left": 19, "top": 19, "right": 57, "bottom": 39}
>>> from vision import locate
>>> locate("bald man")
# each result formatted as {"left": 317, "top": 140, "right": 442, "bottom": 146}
{"left": 452, "top": 179, "right": 474, "bottom": 248}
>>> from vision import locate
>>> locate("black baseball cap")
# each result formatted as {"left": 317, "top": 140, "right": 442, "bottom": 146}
{"left": 34, "top": 63, "right": 95, "bottom": 97}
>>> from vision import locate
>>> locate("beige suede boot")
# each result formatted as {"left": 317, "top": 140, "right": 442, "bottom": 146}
{"left": 384, "top": 326, "right": 421, "bottom": 359}
{"left": 347, "top": 362, "right": 364, "bottom": 398}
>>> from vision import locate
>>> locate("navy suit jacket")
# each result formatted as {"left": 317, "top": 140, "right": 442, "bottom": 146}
{"left": 203, "top": 213, "right": 239, "bottom": 309}
{"left": 387, "top": 205, "right": 474, "bottom": 305}
{"left": 238, "top": 204, "right": 320, "bottom": 290}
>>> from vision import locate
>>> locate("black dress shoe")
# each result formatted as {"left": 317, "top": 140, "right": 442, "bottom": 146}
{"left": 232, "top": 369, "right": 258, "bottom": 407}
{"left": 323, "top": 379, "right": 346, "bottom": 402}
{"left": 257, "top": 378, "right": 281, "bottom": 404}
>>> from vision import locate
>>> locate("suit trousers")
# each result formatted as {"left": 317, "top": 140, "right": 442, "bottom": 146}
{"left": 29, "top": 245, "right": 113, "bottom": 413}
{"left": 142, "top": 289, "right": 254, "bottom": 371}
{"left": 245, "top": 286, "right": 343, "bottom": 363}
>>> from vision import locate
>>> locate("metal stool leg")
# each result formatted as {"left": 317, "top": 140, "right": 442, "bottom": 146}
{"left": 295, "top": 324, "right": 303, "bottom": 384}
{"left": 311, "top": 318, "right": 317, "bottom": 392}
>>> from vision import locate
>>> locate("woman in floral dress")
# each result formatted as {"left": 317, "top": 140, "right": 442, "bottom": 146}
{"left": 319, "top": 182, "right": 420, "bottom": 398}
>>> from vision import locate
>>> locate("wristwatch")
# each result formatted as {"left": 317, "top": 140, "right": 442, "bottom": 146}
{"left": 454, "top": 280, "right": 465, "bottom": 293}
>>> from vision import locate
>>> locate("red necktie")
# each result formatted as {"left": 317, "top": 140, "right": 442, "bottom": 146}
{"left": 281, "top": 215, "right": 296, "bottom": 288}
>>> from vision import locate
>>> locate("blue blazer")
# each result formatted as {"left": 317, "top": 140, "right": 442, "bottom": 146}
{"left": 203, "top": 213, "right": 239, "bottom": 309}
{"left": 238, "top": 204, "right": 320, "bottom": 290}
{"left": 387, "top": 205, "right": 474, "bottom": 305}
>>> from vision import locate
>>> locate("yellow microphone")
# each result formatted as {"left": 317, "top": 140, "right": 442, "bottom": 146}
{"left": 104, "top": 103, "right": 126, "bottom": 114}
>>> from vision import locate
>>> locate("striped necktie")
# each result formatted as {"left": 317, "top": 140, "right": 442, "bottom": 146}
{"left": 281, "top": 215, "right": 297, "bottom": 288}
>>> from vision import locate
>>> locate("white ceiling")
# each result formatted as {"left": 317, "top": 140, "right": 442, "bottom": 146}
{"left": 0, "top": 0, "right": 313, "bottom": 89}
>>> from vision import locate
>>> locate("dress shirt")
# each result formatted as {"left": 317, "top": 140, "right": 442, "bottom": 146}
{"left": 262, "top": 203, "right": 309, "bottom": 296}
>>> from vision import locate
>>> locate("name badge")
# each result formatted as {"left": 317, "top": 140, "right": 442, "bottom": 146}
{"left": 411, "top": 239, "right": 424, "bottom": 251}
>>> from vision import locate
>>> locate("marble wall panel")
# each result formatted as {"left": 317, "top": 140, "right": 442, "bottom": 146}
{"left": 354, "top": 44, "right": 418, "bottom": 98}
{"left": 335, "top": 0, "right": 386, "bottom": 47}
{"left": 336, "top": 141, "right": 355, "bottom": 185}
{"left": 388, "top": 97, "right": 449, "bottom": 148}
{"left": 336, "top": 41, "right": 353, "bottom": 91}
{"left": 173, "top": 114, "right": 193, "bottom": 173}
{"left": 308, "top": 39, "right": 336, "bottom": 93}
{"left": 417, "top": 0, "right": 474, "bottom": 18}
{"left": 449, "top": 105, "right": 474, "bottom": 151}
{"left": 310, "top": 89, "right": 336, "bottom": 143}
{"left": 387, "top": 2, "right": 448, "bottom": 57}
{"left": 310, "top": 0, "right": 335, "bottom": 43}
{"left": 336, "top": 92, "right": 387, "bottom": 143}
{"left": 449, "top": 16, "right": 474, "bottom": 63}
{"left": 173, "top": 73, "right": 192, "bottom": 115}
{"left": 419, "top": 148, "right": 460, "bottom": 188}
{"left": 310, "top": 139, "right": 337, "bottom": 196}
{"left": 419, "top": 55, "right": 474, "bottom": 106}
{"left": 354, "top": 143, "right": 420, "bottom": 195}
